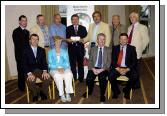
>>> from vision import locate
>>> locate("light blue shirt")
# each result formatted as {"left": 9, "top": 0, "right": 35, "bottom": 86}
{"left": 49, "top": 23, "right": 67, "bottom": 49}
{"left": 120, "top": 45, "right": 127, "bottom": 67}
{"left": 92, "top": 23, "right": 99, "bottom": 42}
{"left": 95, "top": 46, "right": 104, "bottom": 67}
{"left": 48, "top": 48, "right": 70, "bottom": 70}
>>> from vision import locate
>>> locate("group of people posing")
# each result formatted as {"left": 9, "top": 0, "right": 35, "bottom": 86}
{"left": 12, "top": 11, "right": 149, "bottom": 103}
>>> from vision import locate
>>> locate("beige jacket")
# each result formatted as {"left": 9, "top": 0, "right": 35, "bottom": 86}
{"left": 128, "top": 23, "right": 149, "bottom": 59}
{"left": 84, "top": 21, "right": 111, "bottom": 47}
{"left": 30, "top": 24, "right": 49, "bottom": 48}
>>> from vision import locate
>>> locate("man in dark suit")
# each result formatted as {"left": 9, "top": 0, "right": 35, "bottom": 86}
{"left": 83, "top": 33, "right": 111, "bottom": 103}
{"left": 108, "top": 33, "right": 137, "bottom": 99}
{"left": 66, "top": 14, "right": 87, "bottom": 82}
{"left": 22, "top": 34, "right": 52, "bottom": 102}
{"left": 12, "top": 15, "right": 30, "bottom": 91}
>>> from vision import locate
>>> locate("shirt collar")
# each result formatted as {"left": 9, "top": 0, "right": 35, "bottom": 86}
{"left": 20, "top": 26, "right": 26, "bottom": 30}
{"left": 98, "top": 46, "right": 104, "bottom": 49}
{"left": 73, "top": 25, "right": 78, "bottom": 28}
{"left": 133, "top": 22, "right": 139, "bottom": 27}
{"left": 120, "top": 44, "right": 127, "bottom": 48}
{"left": 94, "top": 21, "right": 101, "bottom": 26}
{"left": 54, "top": 23, "right": 62, "bottom": 27}
{"left": 31, "top": 45, "right": 37, "bottom": 50}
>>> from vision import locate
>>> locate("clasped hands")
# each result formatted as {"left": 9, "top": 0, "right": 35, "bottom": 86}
{"left": 92, "top": 68, "right": 104, "bottom": 75}
{"left": 27, "top": 71, "right": 50, "bottom": 82}
{"left": 115, "top": 67, "right": 130, "bottom": 75}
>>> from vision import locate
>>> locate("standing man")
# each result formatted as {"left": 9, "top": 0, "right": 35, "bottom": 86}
{"left": 108, "top": 33, "right": 137, "bottom": 99}
{"left": 49, "top": 13, "right": 67, "bottom": 49}
{"left": 110, "top": 15, "right": 126, "bottom": 46}
{"left": 12, "top": 15, "right": 30, "bottom": 91}
{"left": 66, "top": 14, "right": 87, "bottom": 82}
{"left": 127, "top": 12, "right": 150, "bottom": 89}
{"left": 30, "top": 14, "right": 50, "bottom": 48}
{"left": 83, "top": 11, "right": 111, "bottom": 48}
{"left": 83, "top": 33, "right": 111, "bottom": 103}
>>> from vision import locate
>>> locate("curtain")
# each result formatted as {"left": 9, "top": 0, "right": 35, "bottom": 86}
{"left": 95, "top": 5, "right": 108, "bottom": 23}
{"left": 41, "top": 5, "right": 59, "bottom": 26}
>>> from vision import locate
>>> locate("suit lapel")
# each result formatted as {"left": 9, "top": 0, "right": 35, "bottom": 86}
{"left": 94, "top": 46, "right": 98, "bottom": 64}
{"left": 29, "top": 46, "right": 36, "bottom": 60}
{"left": 125, "top": 45, "right": 130, "bottom": 65}
{"left": 103, "top": 47, "right": 107, "bottom": 66}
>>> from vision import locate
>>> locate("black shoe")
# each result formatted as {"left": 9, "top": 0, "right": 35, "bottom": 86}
{"left": 123, "top": 89, "right": 130, "bottom": 99}
{"left": 40, "top": 92, "right": 48, "bottom": 100}
{"left": 79, "top": 79, "right": 83, "bottom": 83}
{"left": 100, "top": 96, "right": 106, "bottom": 102}
{"left": 124, "top": 92, "right": 130, "bottom": 99}
{"left": 33, "top": 96, "right": 38, "bottom": 102}
{"left": 112, "top": 94, "right": 118, "bottom": 99}
{"left": 82, "top": 92, "right": 92, "bottom": 98}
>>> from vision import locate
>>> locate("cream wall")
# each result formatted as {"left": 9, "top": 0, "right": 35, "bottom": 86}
{"left": 108, "top": 5, "right": 126, "bottom": 26}
{"left": 5, "top": 5, "right": 41, "bottom": 77}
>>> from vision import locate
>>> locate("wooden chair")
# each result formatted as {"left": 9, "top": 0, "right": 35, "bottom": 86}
{"left": 52, "top": 78, "right": 76, "bottom": 99}
{"left": 86, "top": 76, "right": 110, "bottom": 99}
{"left": 25, "top": 77, "right": 55, "bottom": 103}
{"left": 107, "top": 76, "right": 133, "bottom": 100}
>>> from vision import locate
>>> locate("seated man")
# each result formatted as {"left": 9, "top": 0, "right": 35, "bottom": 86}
{"left": 23, "top": 34, "right": 52, "bottom": 102}
{"left": 108, "top": 33, "right": 137, "bottom": 99}
{"left": 83, "top": 33, "right": 111, "bottom": 103}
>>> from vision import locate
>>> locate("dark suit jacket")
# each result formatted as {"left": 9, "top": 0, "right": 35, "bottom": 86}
{"left": 66, "top": 25, "right": 87, "bottom": 54}
{"left": 22, "top": 45, "right": 48, "bottom": 76}
{"left": 88, "top": 46, "right": 111, "bottom": 70}
{"left": 12, "top": 26, "right": 30, "bottom": 62}
{"left": 111, "top": 44, "right": 137, "bottom": 71}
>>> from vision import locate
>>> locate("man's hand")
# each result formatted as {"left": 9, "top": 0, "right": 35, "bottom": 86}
{"left": 121, "top": 68, "right": 130, "bottom": 75}
{"left": 42, "top": 71, "right": 50, "bottom": 80}
{"left": 66, "top": 38, "right": 73, "bottom": 43}
{"left": 79, "top": 39, "right": 85, "bottom": 44}
{"left": 27, "top": 73, "right": 35, "bottom": 82}
{"left": 116, "top": 67, "right": 130, "bottom": 75}
{"left": 96, "top": 68, "right": 104, "bottom": 75}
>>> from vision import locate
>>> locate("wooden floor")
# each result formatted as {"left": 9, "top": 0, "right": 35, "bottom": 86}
{"left": 5, "top": 57, "right": 155, "bottom": 104}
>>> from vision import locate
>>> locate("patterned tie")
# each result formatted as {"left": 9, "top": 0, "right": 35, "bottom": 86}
{"left": 128, "top": 25, "right": 134, "bottom": 44}
{"left": 97, "top": 48, "right": 102, "bottom": 68}
{"left": 117, "top": 46, "right": 124, "bottom": 67}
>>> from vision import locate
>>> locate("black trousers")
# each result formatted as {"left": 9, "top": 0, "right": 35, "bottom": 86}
{"left": 68, "top": 44, "right": 84, "bottom": 82}
{"left": 108, "top": 68, "right": 136, "bottom": 95}
{"left": 86, "top": 69, "right": 108, "bottom": 98}
{"left": 16, "top": 60, "right": 25, "bottom": 91}
{"left": 132, "top": 59, "right": 141, "bottom": 89}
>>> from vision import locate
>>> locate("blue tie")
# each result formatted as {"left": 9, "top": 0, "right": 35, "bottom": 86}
{"left": 97, "top": 48, "right": 102, "bottom": 68}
